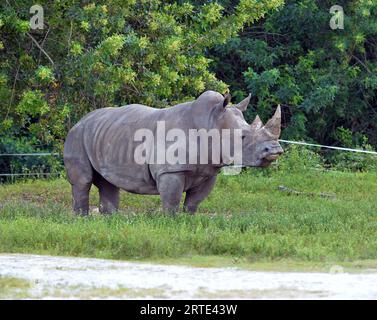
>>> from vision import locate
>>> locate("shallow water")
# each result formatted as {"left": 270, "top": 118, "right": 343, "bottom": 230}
{"left": 1, "top": 254, "right": 376, "bottom": 299}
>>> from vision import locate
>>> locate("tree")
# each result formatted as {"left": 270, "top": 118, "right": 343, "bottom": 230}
{"left": 211, "top": 0, "right": 377, "bottom": 148}
{"left": 0, "top": 0, "right": 283, "bottom": 153}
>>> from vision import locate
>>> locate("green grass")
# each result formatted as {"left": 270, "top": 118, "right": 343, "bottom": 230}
{"left": 0, "top": 276, "right": 31, "bottom": 299}
{"left": 1, "top": 169, "right": 377, "bottom": 269}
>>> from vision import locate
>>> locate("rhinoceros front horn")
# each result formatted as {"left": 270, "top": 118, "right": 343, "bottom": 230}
{"left": 264, "top": 105, "right": 281, "bottom": 138}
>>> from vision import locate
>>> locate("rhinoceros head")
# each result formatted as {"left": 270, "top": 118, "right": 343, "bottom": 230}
{"left": 219, "top": 93, "right": 284, "bottom": 167}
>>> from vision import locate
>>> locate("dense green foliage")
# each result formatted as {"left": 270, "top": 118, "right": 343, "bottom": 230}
{"left": 0, "top": 0, "right": 284, "bottom": 176}
{"left": 1, "top": 0, "right": 377, "bottom": 176}
{"left": 212, "top": 0, "right": 377, "bottom": 148}
{"left": 0, "top": 0, "right": 281, "bottom": 145}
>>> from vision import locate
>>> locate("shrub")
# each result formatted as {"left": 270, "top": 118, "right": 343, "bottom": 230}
{"left": 276, "top": 144, "right": 324, "bottom": 173}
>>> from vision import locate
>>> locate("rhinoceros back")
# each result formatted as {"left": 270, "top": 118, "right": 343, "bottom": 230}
{"left": 65, "top": 105, "right": 160, "bottom": 194}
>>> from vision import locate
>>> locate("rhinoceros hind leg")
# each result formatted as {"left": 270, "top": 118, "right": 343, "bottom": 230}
{"left": 72, "top": 183, "right": 91, "bottom": 216}
{"left": 65, "top": 157, "right": 93, "bottom": 215}
{"left": 93, "top": 172, "right": 119, "bottom": 214}
{"left": 157, "top": 173, "right": 185, "bottom": 214}
{"left": 184, "top": 176, "right": 217, "bottom": 214}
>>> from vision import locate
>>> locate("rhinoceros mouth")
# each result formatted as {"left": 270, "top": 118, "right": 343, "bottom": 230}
{"left": 265, "top": 154, "right": 280, "bottom": 161}
{"left": 259, "top": 152, "right": 281, "bottom": 167}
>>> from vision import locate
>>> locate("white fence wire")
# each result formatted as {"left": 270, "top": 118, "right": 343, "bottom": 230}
{"left": 0, "top": 140, "right": 376, "bottom": 178}
{"left": 0, "top": 153, "right": 59, "bottom": 157}
{"left": 0, "top": 152, "right": 61, "bottom": 178}
{"left": 278, "top": 140, "right": 377, "bottom": 155}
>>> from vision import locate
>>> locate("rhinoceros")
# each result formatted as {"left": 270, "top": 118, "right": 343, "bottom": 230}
{"left": 64, "top": 90, "right": 283, "bottom": 215}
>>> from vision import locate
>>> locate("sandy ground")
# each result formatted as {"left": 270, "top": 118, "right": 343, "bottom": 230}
{"left": 1, "top": 253, "right": 377, "bottom": 299}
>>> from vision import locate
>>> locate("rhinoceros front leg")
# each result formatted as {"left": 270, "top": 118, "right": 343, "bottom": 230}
{"left": 157, "top": 173, "right": 185, "bottom": 214}
{"left": 184, "top": 176, "right": 217, "bottom": 214}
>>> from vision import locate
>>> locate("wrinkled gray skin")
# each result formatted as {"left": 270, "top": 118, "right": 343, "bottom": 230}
{"left": 64, "top": 91, "right": 283, "bottom": 215}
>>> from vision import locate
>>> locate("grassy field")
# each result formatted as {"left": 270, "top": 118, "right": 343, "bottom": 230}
{"left": 1, "top": 168, "right": 377, "bottom": 270}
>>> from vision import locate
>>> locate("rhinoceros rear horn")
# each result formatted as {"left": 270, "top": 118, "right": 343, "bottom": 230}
{"left": 223, "top": 93, "right": 231, "bottom": 108}
{"left": 264, "top": 105, "right": 281, "bottom": 138}
{"left": 250, "top": 115, "right": 263, "bottom": 131}
{"left": 236, "top": 93, "right": 251, "bottom": 112}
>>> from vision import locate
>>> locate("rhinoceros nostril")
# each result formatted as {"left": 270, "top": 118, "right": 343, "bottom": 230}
{"left": 264, "top": 147, "right": 270, "bottom": 152}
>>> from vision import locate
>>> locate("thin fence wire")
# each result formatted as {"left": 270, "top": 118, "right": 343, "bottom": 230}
{"left": 0, "top": 153, "right": 60, "bottom": 157}
{"left": 0, "top": 152, "right": 62, "bottom": 179}
{"left": 0, "top": 139, "right": 376, "bottom": 178}
{"left": 279, "top": 139, "right": 377, "bottom": 155}
{"left": 0, "top": 173, "right": 60, "bottom": 177}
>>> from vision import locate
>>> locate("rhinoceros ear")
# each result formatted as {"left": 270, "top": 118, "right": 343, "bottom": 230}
{"left": 250, "top": 115, "right": 263, "bottom": 131}
{"left": 223, "top": 93, "right": 231, "bottom": 108}
{"left": 236, "top": 93, "right": 251, "bottom": 112}
{"left": 264, "top": 105, "right": 281, "bottom": 138}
